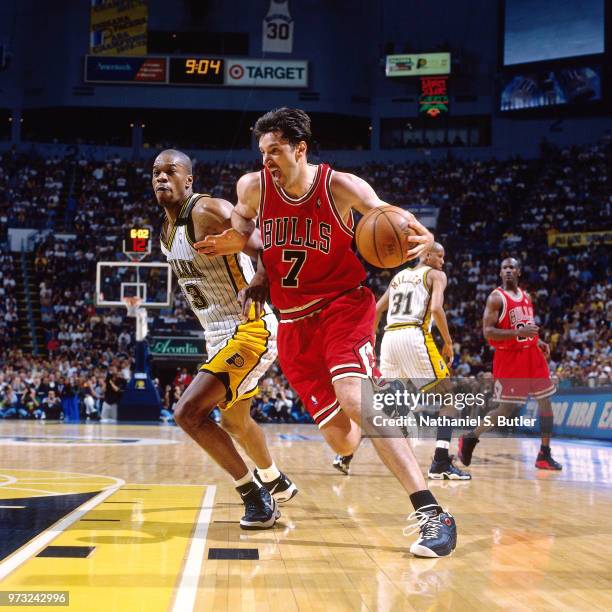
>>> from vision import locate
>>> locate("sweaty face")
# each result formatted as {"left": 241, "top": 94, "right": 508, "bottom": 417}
{"left": 258, "top": 132, "right": 302, "bottom": 188}
{"left": 152, "top": 155, "right": 193, "bottom": 206}
{"left": 500, "top": 260, "right": 520, "bottom": 284}
{"left": 427, "top": 248, "right": 445, "bottom": 271}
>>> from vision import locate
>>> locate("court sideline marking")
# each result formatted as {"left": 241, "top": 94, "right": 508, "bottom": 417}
{"left": 0, "top": 476, "right": 125, "bottom": 581}
{"left": 171, "top": 485, "right": 217, "bottom": 612}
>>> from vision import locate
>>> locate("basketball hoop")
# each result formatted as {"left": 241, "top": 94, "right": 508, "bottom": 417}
{"left": 122, "top": 296, "right": 149, "bottom": 341}
{"left": 122, "top": 295, "right": 143, "bottom": 317}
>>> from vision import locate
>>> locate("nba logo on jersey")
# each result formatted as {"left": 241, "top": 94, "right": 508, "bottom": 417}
{"left": 262, "top": 0, "right": 294, "bottom": 53}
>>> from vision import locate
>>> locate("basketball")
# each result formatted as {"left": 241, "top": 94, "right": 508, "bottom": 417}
{"left": 355, "top": 205, "right": 417, "bottom": 268}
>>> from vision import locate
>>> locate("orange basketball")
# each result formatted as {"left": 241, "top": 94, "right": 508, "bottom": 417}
{"left": 355, "top": 205, "right": 417, "bottom": 268}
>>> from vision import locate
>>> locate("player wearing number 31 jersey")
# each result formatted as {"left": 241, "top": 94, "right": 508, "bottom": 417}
{"left": 375, "top": 242, "right": 470, "bottom": 482}
{"left": 378, "top": 256, "right": 449, "bottom": 389}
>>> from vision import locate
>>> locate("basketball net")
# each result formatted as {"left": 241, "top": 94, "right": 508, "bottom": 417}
{"left": 122, "top": 296, "right": 148, "bottom": 341}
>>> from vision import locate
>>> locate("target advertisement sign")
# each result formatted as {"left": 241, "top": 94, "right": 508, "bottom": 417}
{"left": 225, "top": 59, "right": 308, "bottom": 88}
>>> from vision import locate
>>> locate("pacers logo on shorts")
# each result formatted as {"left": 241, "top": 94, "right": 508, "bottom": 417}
{"left": 225, "top": 353, "right": 245, "bottom": 368}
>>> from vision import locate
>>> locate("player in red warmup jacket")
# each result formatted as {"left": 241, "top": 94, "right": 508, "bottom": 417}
{"left": 200, "top": 107, "right": 458, "bottom": 558}
{"left": 458, "top": 258, "right": 562, "bottom": 471}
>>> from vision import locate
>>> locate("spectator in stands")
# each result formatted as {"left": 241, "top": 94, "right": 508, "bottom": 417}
{"left": 172, "top": 367, "right": 193, "bottom": 389}
{"left": 41, "top": 389, "right": 63, "bottom": 420}
{"left": 82, "top": 376, "right": 102, "bottom": 421}
{"left": 19, "top": 387, "right": 42, "bottom": 419}
{"left": 101, "top": 366, "right": 124, "bottom": 422}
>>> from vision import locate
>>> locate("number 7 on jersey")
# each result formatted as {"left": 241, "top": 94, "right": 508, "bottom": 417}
{"left": 281, "top": 249, "right": 307, "bottom": 287}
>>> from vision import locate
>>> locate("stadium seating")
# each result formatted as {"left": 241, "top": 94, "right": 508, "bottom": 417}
{"left": 0, "top": 137, "right": 609, "bottom": 420}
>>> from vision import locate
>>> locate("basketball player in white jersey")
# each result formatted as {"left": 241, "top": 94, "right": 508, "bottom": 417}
{"left": 153, "top": 149, "right": 297, "bottom": 530}
{"left": 374, "top": 242, "right": 471, "bottom": 480}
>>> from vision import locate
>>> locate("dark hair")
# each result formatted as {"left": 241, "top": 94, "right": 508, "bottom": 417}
{"left": 253, "top": 107, "right": 312, "bottom": 147}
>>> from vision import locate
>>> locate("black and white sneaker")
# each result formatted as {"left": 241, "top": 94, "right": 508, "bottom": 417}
{"left": 237, "top": 482, "right": 280, "bottom": 530}
{"left": 253, "top": 469, "right": 298, "bottom": 504}
{"left": 332, "top": 454, "right": 353, "bottom": 475}
{"left": 428, "top": 456, "right": 472, "bottom": 480}
{"left": 405, "top": 504, "right": 457, "bottom": 558}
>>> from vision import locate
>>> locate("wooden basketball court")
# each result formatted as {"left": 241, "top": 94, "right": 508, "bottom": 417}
{"left": 0, "top": 421, "right": 610, "bottom": 611}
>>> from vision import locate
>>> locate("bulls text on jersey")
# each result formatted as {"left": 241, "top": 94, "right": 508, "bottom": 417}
{"left": 509, "top": 305, "right": 534, "bottom": 327}
{"left": 262, "top": 217, "right": 331, "bottom": 253}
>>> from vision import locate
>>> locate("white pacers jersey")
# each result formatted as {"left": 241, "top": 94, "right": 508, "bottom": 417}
{"left": 380, "top": 264, "right": 449, "bottom": 388}
{"left": 385, "top": 265, "right": 432, "bottom": 331}
{"left": 160, "top": 193, "right": 277, "bottom": 349}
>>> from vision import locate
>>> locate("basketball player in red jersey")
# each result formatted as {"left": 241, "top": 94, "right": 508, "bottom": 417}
{"left": 200, "top": 108, "right": 457, "bottom": 558}
{"left": 458, "top": 258, "right": 562, "bottom": 470}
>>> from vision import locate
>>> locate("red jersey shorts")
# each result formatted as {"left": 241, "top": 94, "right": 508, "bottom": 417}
{"left": 277, "top": 286, "right": 376, "bottom": 428}
{"left": 492, "top": 344, "right": 556, "bottom": 404}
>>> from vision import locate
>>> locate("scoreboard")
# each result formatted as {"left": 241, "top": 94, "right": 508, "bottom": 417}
{"left": 168, "top": 57, "right": 224, "bottom": 85}
{"left": 419, "top": 77, "right": 450, "bottom": 118}
{"left": 84, "top": 55, "right": 308, "bottom": 88}
{"left": 123, "top": 227, "right": 152, "bottom": 261}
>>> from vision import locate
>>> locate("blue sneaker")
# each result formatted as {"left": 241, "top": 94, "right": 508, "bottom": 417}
{"left": 428, "top": 456, "right": 472, "bottom": 480}
{"left": 405, "top": 505, "right": 457, "bottom": 558}
{"left": 237, "top": 482, "right": 280, "bottom": 530}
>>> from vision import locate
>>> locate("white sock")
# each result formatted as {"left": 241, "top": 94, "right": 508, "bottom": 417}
{"left": 436, "top": 440, "right": 450, "bottom": 449}
{"left": 233, "top": 470, "right": 256, "bottom": 488}
{"left": 257, "top": 462, "right": 281, "bottom": 483}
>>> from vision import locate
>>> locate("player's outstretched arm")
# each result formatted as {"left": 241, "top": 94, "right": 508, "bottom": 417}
{"left": 197, "top": 172, "right": 261, "bottom": 256}
{"left": 192, "top": 197, "right": 264, "bottom": 259}
{"left": 482, "top": 292, "right": 539, "bottom": 340}
{"left": 429, "top": 270, "right": 453, "bottom": 365}
{"left": 330, "top": 171, "right": 433, "bottom": 260}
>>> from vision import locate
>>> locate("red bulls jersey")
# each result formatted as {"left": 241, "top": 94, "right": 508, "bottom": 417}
{"left": 259, "top": 163, "right": 366, "bottom": 321}
{"left": 488, "top": 287, "right": 538, "bottom": 350}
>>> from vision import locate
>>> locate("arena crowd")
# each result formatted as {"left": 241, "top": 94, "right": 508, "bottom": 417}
{"left": 0, "top": 136, "right": 610, "bottom": 421}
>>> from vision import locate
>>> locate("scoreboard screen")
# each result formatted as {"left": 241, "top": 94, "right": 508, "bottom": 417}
{"left": 84, "top": 55, "right": 308, "bottom": 88}
{"left": 168, "top": 57, "right": 225, "bottom": 85}
{"left": 419, "top": 77, "right": 450, "bottom": 118}
{"left": 123, "top": 227, "right": 152, "bottom": 261}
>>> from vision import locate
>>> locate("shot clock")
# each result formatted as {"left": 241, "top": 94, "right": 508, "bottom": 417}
{"left": 123, "top": 227, "right": 152, "bottom": 261}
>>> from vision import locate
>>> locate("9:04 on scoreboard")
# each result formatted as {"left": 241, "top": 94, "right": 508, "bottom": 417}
{"left": 168, "top": 57, "right": 225, "bottom": 85}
